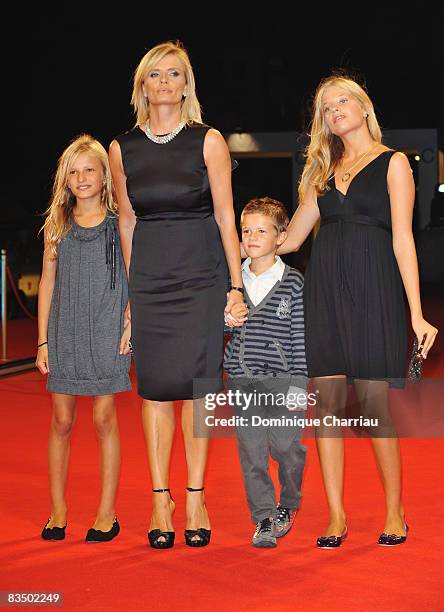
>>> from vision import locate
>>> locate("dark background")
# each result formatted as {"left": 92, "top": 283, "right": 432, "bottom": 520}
{"left": 2, "top": 6, "right": 443, "bottom": 308}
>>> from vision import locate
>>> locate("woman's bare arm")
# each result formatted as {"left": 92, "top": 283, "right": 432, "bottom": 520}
{"left": 109, "top": 139, "right": 136, "bottom": 280}
{"left": 204, "top": 129, "right": 245, "bottom": 317}
{"left": 389, "top": 152, "right": 438, "bottom": 357}
{"left": 277, "top": 186, "right": 320, "bottom": 254}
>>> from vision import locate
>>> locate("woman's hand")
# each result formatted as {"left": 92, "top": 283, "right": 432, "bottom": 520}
{"left": 35, "top": 345, "right": 49, "bottom": 374}
{"left": 124, "top": 302, "right": 131, "bottom": 325}
{"left": 225, "top": 290, "right": 248, "bottom": 327}
{"left": 120, "top": 321, "right": 132, "bottom": 355}
{"left": 225, "top": 300, "right": 249, "bottom": 328}
{"left": 412, "top": 316, "right": 438, "bottom": 359}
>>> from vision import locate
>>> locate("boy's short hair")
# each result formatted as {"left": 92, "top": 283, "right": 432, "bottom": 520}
{"left": 240, "top": 197, "right": 289, "bottom": 233}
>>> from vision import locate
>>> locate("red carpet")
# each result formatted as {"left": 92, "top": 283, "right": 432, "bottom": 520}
{"left": 1, "top": 370, "right": 443, "bottom": 611}
{"left": 1, "top": 318, "right": 37, "bottom": 361}
{"left": 1, "top": 287, "right": 443, "bottom": 611}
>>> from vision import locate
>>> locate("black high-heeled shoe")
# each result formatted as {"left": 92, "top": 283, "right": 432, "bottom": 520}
{"left": 148, "top": 488, "right": 175, "bottom": 549}
{"left": 378, "top": 522, "right": 409, "bottom": 546}
{"left": 85, "top": 518, "right": 120, "bottom": 543}
{"left": 316, "top": 526, "right": 348, "bottom": 549}
{"left": 41, "top": 518, "right": 67, "bottom": 541}
{"left": 184, "top": 487, "right": 211, "bottom": 547}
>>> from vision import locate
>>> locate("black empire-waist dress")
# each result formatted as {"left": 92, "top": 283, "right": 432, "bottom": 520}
{"left": 116, "top": 123, "right": 228, "bottom": 400}
{"left": 304, "top": 150, "right": 407, "bottom": 387}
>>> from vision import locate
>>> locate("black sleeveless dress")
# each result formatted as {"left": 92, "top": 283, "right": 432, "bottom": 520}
{"left": 304, "top": 150, "right": 407, "bottom": 387}
{"left": 115, "top": 123, "right": 228, "bottom": 400}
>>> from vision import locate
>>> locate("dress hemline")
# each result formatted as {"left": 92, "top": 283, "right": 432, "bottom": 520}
{"left": 47, "top": 373, "right": 131, "bottom": 396}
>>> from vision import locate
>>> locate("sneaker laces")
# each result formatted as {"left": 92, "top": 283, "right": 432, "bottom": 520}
{"left": 257, "top": 518, "right": 273, "bottom": 533}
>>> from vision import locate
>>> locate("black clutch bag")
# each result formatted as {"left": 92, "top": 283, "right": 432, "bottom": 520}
{"left": 408, "top": 335, "right": 426, "bottom": 382}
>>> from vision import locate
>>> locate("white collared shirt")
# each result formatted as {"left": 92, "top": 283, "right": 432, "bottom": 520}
{"left": 242, "top": 256, "right": 286, "bottom": 306}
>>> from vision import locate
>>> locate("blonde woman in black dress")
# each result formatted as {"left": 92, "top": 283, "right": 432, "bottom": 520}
{"left": 279, "top": 75, "right": 437, "bottom": 547}
{"left": 109, "top": 41, "right": 246, "bottom": 548}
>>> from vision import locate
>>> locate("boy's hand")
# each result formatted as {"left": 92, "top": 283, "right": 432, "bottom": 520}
{"left": 35, "top": 345, "right": 49, "bottom": 375}
{"left": 120, "top": 322, "right": 132, "bottom": 355}
{"left": 225, "top": 311, "right": 248, "bottom": 328}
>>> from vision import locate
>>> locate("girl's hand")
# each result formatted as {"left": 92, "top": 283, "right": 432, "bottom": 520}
{"left": 35, "top": 345, "right": 49, "bottom": 374}
{"left": 412, "top": 316, "right": 438, "bottom": 359}
{"left": 120, "top": 322, "right": 132, "bottom": 355}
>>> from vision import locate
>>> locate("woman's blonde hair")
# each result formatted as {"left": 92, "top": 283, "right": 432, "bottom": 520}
{"left": 299, "top": 74, "right": 382, "bottom": 200}
{"left": 132, "top": 40, "right": 202, "bottom": 126}
{"left": 41, "top": 134, "right": 117, "bottom": 259}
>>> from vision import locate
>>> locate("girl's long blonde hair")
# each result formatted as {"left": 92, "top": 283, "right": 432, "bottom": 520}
{"left": 298, "top": 75, "right": 382, "bottom": 200}
{"left": 132, "top": 40, "right": 202, "bottom": 127}
{"left": 41, "top": 134, "right": 117, "bottom": 259}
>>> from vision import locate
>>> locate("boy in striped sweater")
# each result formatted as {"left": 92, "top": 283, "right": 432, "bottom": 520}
{"left": 224, "top": 197, "right": 307, "bottom": 548}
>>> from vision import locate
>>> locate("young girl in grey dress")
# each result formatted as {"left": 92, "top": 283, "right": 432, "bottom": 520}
{"left": 36, "top": 134, "right": 131, "bottom": 543}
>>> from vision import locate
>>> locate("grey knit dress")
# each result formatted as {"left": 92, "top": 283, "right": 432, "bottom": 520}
{"left": 47, "top": 215, "right": 131, "bottom": 395}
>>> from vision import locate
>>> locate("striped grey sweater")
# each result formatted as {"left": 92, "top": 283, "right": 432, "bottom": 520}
{"left": 224, "top": 266, "right": 308, "bottom": 384}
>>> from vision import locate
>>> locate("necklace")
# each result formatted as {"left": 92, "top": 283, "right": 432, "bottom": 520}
{"left": 338, "top": 143, "right": 379, "bottom": 182}
{"left": 143, "top": 120, "right": 186, "bottom": 144}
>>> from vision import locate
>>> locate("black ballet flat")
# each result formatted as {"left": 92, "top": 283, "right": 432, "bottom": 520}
{"left": 378, "top": 523, "right": 409, "bottom": 546}
{"left": 316, "top": 526, "right": 348, "bottom": 549}
{"left": 148, "top": 488, "right": 175, "bottom": 549}
{"left": 85, "top": 518, "right": 120, "bottom": 543}
{"left": 41, "top": 518, "right": 66, "bottom": 541}
{"left": 184, "top": 487, "right": 211, "bottom": 548}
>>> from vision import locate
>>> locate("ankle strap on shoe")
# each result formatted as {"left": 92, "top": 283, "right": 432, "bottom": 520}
{"left": 186, "top": 487, "right": 204, "bottom": 492}
{"left": 152, "top": 488, "right": 170, "bottom": 493}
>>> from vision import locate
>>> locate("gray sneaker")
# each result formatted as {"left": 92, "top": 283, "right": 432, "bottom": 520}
{"left": 274, "top": 505, "right": 297, "bottom": 539}
{"left": 252, "top": 517, "right": 277, "bottom": 548}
